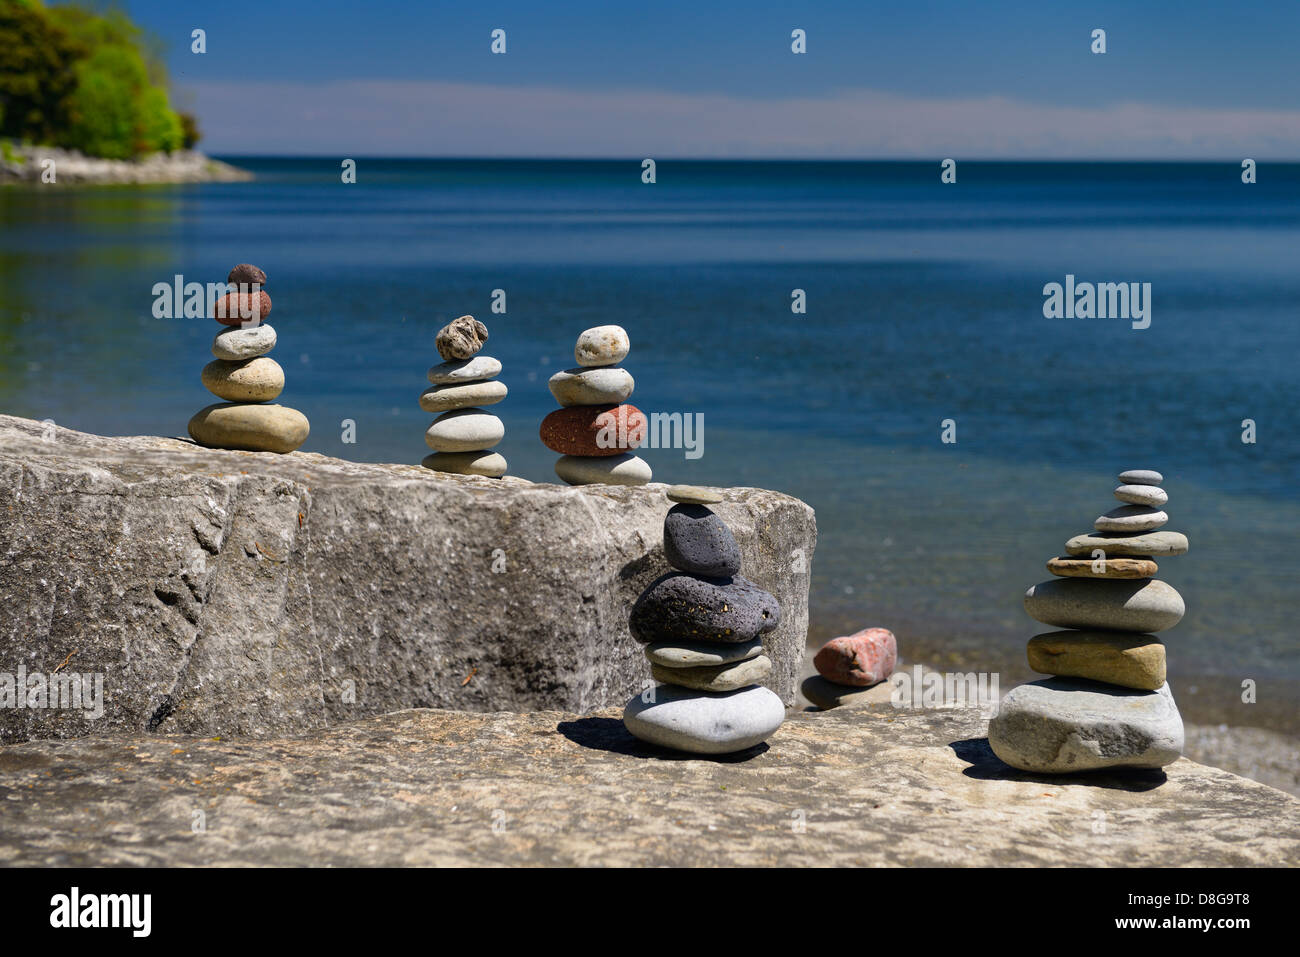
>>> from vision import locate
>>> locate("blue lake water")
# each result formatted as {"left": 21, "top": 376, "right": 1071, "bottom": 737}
{"left": 1, "top": 159, "right": 1297, "bottom": 730}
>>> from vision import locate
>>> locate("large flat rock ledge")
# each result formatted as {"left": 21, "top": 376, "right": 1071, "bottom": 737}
{"left": 0, "top": 414, "right": 815, "bottom": 741}
{"left": 1, "top": 704, "right": 1295, "bottom": 866}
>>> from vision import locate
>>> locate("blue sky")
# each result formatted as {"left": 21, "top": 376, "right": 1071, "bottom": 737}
{"left": 114, "top": 0, "right": 1300, "bottom": 157}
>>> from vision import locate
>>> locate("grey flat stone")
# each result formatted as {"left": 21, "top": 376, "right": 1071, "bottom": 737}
{"left": 212, "top": 323, "right": 276, "bottom": 360}
{"left": 650, "top": 654, "right": 772, "bottom": 692}
{"left": 645, "top": 637, "right": 764, "bottom": 668}
{"left": 426, "top": 355, "right": 501, "bottom": 384}
{"left": 988, "top": 678, "right": 1184, "bottom": 773}
{"left": 421, "top": 451, "right": 507, "bottom": 478}
{"left": 419, "top": 379, "right": 507, "bottom": 413}
{"left": 1114, "top": 483, "right": 1168, "bottom": 507}
{"left": 1095, "top": 505, "right": 1168, "bottom": 533}
{"left": 1065, "top": 530, "right": 1188, "bottom": 557}
{"left": 554, "top": 452, "right": 652, "bottom": 486}
{"left": 623, "top": 683, "right": 785, "bottom": 754}
{"left": 1118, "top": 469, "right": 1163, "bottom": 486}
{"left": 1024, "top": 578, "right": 1185, "bottom": 633}
{"left": 666, "top": 485, "right": 724, "bottom": 505}
{"left": 548, "top": 366, "right": 634, "bottom": 407}
{"left": 424, "top": 409, "right": 504, "bottom": 452}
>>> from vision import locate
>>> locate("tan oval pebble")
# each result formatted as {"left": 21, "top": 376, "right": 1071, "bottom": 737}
{"left": 650, "top": 654, "right": 772, "bottom": 693}
{"left": 188, "top": 403, "right": 309, "bottom": 454}
{"left": 421, "top": 451, "right": 508, "bottom": 478}
{"left": 419, "top": 379, "right": 507, "bottom": 413}
{"left": 666, "top": 484, "right": 723, "bottom": 505}
{"left": 1027, "top": 631, "right": 1166, "bottom": 691}
{"left": 554, "top": 452, "right": 651, "bottom": 486}
{"left": 201, "top": 357, "right": 284, "bottom": 402}
{"left": 424, "top": 408, "right": 504, "bottom": 452}
{"left": 574, "top": 325, "right": 630, "bottom": 367}
{"left": 1046, "top": 555, "right": 1158, "bottom": 579}
{"left": 212, "top": 323, "right": 276, "bottom": 360}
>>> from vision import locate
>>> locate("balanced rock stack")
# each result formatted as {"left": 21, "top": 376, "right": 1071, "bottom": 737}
{"left": 421, "top": 316, "right": 507, "bottom": 478}
{"left": 801, "top": 627, "right": 898, "bottom": 710}
{"left": 188, "top": 263, "right": 310, "bottom": 454}
{"left": 622, "top": 486, "right": 785, "bottom": 754}
{"left": 542, "top": 325, "right": 651, "bottom": 486}
{"left": 989, "top": 468, "right": 1187, "bottom": 774}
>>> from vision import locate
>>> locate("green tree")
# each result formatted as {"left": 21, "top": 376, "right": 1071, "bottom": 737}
{"left": 0, "top": 0, "right": 85, "bottom": 143}
{"left": 0, "top": 0, "right": 193, "bottom": 158}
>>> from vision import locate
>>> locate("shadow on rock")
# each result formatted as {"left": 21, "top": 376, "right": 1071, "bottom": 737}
{"left": 557, "top": 717, "right": 769, "bottom": 763}
{"left": 950, "top": 736, "right": 1169, "bottom": 791}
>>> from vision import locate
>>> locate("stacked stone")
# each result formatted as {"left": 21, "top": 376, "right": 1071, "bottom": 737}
{"left": 421, "top": 316, "right": 507, "bottom": 478}
{"left": 623, "top": 486, "right": 785, "bottom": 754}
{"left": 989, "top": 468, "right": 1187, "bottom": 774}
{"left": 188, "top": 263, "right": 310, "bottom": 454}
{"left": 542, "top": 325, "right": 651, "bottom": 486}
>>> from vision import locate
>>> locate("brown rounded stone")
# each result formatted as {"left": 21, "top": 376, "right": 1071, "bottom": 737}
{"left": 213, "top": 290, "right": 272, "bottom": 327}
{"left": 539, "top": 404, "right": 645, "bottom": 457}
{"left": 1026, "top": 631, "right": 1166, "bottom": 691}
{"left": 227, "top": 263, "right": 267, "bottom": 286}
{"left": 1046, "top": 555, "right": 1158, "bottom": 579}
{"left": 435, "top": 315, "right": 489, "bottom": 360}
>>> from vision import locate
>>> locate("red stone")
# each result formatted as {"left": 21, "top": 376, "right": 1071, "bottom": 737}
{"left": 213, "top": 290, "right": 272, "bottom": 327}
{"left": 814, "top": 627, "right": 897, "bottom": 687}
{"left": 540, "top": 404, "right": 645, "bottom": 457}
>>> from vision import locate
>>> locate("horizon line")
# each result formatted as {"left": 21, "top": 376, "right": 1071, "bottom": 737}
{"left": 208, "top": 154, "right": 1299, "bottom": 164}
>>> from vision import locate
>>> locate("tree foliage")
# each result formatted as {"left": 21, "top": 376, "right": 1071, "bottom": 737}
{"left": 0, "top": 0, "right": 195, "bottom": 158}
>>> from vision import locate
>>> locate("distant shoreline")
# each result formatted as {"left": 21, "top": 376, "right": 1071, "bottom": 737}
{"left": 1, "top": 145, "right": 252, "bottom": 185}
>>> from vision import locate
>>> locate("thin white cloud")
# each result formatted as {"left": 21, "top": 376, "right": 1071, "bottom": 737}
{"left": 192, "top": 80, "right": 1300, "bottom": 158}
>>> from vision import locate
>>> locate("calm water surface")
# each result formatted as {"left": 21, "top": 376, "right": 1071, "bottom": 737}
{"left": 1, "top": 159, "right": 1296, "bottom": 730}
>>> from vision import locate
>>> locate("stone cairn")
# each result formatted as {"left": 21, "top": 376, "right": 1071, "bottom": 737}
{"left": 542, "top": 324, "right": 651, "bottom": 486}
{"left": 188, "top": 263, "right": 309, "bottom": 454}
{"left": 622, "top": 485, "right": 786, "bottom": 754}
{"left": 801, "top": 627, "right": 898, "bottom": 710}
{"left": 421, "top": 316, "right": 507, "bottom": 478}
{"left": 989, "top": 468, "right": 1187, "bottom": 774}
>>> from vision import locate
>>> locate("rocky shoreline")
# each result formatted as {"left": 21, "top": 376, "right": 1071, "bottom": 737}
{"left": 0, "top": 145, "right": 251, "bottom": 185}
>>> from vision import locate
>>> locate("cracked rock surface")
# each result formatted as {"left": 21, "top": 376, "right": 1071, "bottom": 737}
{"left": 0, "top": 414, "right": 815, "bottom": 741}
{"left": 0, "top": 704, "right": 1295, "bottom": 866}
